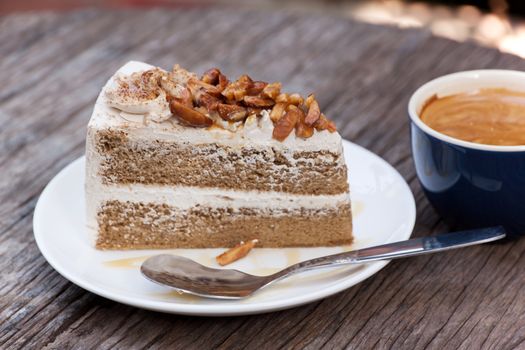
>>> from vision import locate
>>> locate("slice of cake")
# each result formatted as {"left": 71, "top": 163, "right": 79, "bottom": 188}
{"left": 85, "top": 61, "right": 352, "bottom": 249}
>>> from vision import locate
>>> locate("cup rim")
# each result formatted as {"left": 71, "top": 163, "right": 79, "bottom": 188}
{"left": 408, "top": 69, "right": 525, "bottom": 153}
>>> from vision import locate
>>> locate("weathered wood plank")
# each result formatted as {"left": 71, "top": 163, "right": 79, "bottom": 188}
{"left": 0, "top": 8, "right": 524, "bottom": 350}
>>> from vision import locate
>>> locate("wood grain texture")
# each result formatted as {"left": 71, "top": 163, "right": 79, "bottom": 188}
{"left": 1, "top": 7, "right": 525, "bottom": 350}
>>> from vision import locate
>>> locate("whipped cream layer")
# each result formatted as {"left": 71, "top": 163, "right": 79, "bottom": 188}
{"left": 85, "top": 182, "right": 350, "bottom": 245}
{"left": 89, "top": 61, "right": 344, "bottom": 153}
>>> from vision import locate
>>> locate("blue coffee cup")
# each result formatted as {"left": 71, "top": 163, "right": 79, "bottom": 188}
{"left": 409, "top": 70, "right": 525, "bottom": 237}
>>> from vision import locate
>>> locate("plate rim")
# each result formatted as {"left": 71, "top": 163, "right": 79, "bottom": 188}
{"left": 33, "top": 140, "right": 416, "bottom": 316}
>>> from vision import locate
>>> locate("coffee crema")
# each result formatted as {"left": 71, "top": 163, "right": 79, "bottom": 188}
{"left": 420, "top": 88, "right": 525, "bottom": 146}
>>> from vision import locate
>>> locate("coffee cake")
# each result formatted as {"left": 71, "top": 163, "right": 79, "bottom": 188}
{"left": 85, "top": 61, "right": 352, "bottom": 249}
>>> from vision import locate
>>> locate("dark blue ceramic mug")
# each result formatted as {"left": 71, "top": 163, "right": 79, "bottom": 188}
{"left": 409, "top": 70, "right": 525, "bottom": 237}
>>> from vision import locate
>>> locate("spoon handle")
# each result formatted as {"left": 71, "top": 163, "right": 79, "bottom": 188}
{"left": 274, "top": 226, "right": 506, "bottom": 278}
{"left": 350, "top": 226, "right": 505, "bottom": 263}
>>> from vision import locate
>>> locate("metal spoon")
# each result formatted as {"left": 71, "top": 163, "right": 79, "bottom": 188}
{"left": 141, "top": 226, "right": 506, "bottom": 299}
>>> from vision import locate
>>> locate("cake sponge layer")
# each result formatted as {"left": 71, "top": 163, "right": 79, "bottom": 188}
{"left": 91, "top": 129, "right": 349, "bottom": 195}
{"left": 96, "top": 200, "right": 353, "bottom": 249}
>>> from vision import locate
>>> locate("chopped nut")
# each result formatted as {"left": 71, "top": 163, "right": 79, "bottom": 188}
{"left": 194, "top": 106, "right": 208, "bottom": 115}
{"left": 262, "top": 82, "right": 281, "bottom": 99}
{"left": 169, "top": 100, "right": 213, "bottom": 127}
{"left": 275, "top": 93, "right": 289, "bottom": 103}
{"left": 295, "top": 107, "right": 314, "bottom": 139}
{"left": 216, "top": 239, "right": 259, "bottom": 266}
{"left": 217, "top": 72, "right": 229, "bottom": 92}
{"left": 201, "top": 68, "right": 229, "bottom": 92}
{"left": 247, "top": 81, "right": 268, "bottom": 96}
{"left": 247, "top": 107, "right": 262, "bottom": 116}
{"left": 305, "top": 98, "right": 321, "bottom": 126}
{"left": 201, "top": 68, "right": 221, "bottom": 85}
{"left": 217, "top": 103, "right": 247, "bottom": 121}
{"left": 238, "top": 74, "right": 254, "bottom": 84}
{"left": 314, "top": 113, "right": 337, "bottom": 132}
{"left": 243, "top": 96, "right": 275, "bottom": 108}
{"left": 305, "top": 94, "right": 315, "bottom": 108}
{"left": 188, "top": 78, "right": 222, "bottom": 97}
{"left": 166, "top": 87, "right": 193, "bottom": 108}
{"left": 270, "top": 102, "right": 287, "bottom": 122}
{"left": 288, "top": 93, "right": 304, "bottom": 106}
{"left": 221, "top": 76, "right": 252, "bottom": 101}
{"left": 272, "top": 105, "right": 301, "bottom": 141}
{"left": 109, "top": 63, "right": 332, "bottom": 141}
{"left": 180, "top": 88, "right": 194, "bottom": 108}
{"left": 197, "top": 92, "right": 220, "bottom": 110}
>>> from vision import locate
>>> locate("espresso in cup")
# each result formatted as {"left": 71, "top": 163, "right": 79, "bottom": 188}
{"left": 409, "top": 70, "right": 525, "bottom": 237}
{"left": 420, "top": 88, "right": 525, "bottom": 146}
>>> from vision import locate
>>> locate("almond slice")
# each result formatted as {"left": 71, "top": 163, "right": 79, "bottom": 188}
{"left": 222, "top": 78, "right": 251, "bottom": 101}
{"left": 305, "top": 94, "right": 315, "bottom": 108}
{"left": 217, "top": 103, "right": 247, "bottom": 121}
{"left": 243, "top": 96, "right": 275, "bottom": 108}
{"left": 247, "top": 81, "right": 268, "bottom": 96}
{"left": 201, "top": 68, "right": 229, "bottom": 92}
{"left": 188, "top": 78, "right": 222, "bottom": 97}
{"left": 169, "top": 100, "right": 213, "bottom": 127}
{"left": 216, "top": 239, "right": 259, "bottom": 266}
{"left": 295, "top": 107, "right": 314, "bottom": 139}
{"left": 305, "top": 99, "right": 320, "bottom": 126}
{"left": 275, "top": 93, "right": 289, "bottom": 103}
{"left": 269, "top": 102, "right": 287, "bottom": 122}
{"left": 288, "top": 93, "right": 304, "bottom": 106}
{"left": 197, "top": 92, "right": 220, "bottom": 111}
{"left": 314, "top": 113, "right": 337, "bottom": 132}
{"left": 262, "top": 82, "right": 282, "bottom": 99}
{"left": 247, "top": 107, "right": 263, "bottom": 116}
{"left": 201, "top": 68, "right": 221, "bottom": 85}
{"left": 173, "top": 87, "right": 193, "bottom": 108}
{"left": 217, "top": 72, "right": 229, "bottom": 92}
{"left": 272, "top": 105, "right": 301, "bottom": 141}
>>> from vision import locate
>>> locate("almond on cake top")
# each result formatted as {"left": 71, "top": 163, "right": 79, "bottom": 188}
{"left": 104, "top": 64, "right": 337, "bottom": 142}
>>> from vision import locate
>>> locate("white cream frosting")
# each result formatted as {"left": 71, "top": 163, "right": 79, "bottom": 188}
{"left": 87, "top": 183, "right": 350, "bottom": 211}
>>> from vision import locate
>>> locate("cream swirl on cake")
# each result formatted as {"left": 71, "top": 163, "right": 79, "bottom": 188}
{"left": 105, "top": 68, "right": 171, "bottom": 122}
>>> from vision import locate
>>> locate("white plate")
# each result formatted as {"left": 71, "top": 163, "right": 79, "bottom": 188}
{"left": 33, "top": 140, "right": 415, "bottom": 316}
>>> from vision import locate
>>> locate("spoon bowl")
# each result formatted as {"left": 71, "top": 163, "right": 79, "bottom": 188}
{"left": 141, "top": 255, "right": 273, "bottom": 298}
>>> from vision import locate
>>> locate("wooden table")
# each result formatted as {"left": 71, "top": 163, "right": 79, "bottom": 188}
{"left": 1, "top": 7, "right": 524, "bottom": 349}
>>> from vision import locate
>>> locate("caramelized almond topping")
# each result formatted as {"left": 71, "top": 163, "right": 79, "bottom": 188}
{"left": 243, "top": 96, "right": 275, "bottom": 108}
{"left": 115, "top": 65, "right": 338, "bottom": 140}
{"left": 217, "top": 104, "right": 247, "bottom": 121}
{"left": 247, "top": 81, "right": 268, "bottom": 96}
{"left": 201, "top": 68, "right": 221, "bottom": 85}
{"left": 288, "top": 93, "right": 304, "bottom": 106}
{"left": 275, "top": 93, "right": 289, "bottom": 103}
{"left": 262, "top": 82, "right": 282, "bottom": 99}
{"left": 247, "top": 107, "right": 263, "bottom": 116}
{"left": 314, "top": 113, "right": 337, "bottom": 132}
{"left": 177, "top": 87, "right": 193, "bottom": 108}
{"left": 216, "top": 239, "right": 258, "bottom": 266}
{"left": 222, "top": 77, "right": 251, "bottom": 101}
{"left": 270, "top": 102, "right": 287, "bottom": 122}
{"left": 197, "top": 92, "right": 220, "bottom": 111}
{"left": 296, "top": 107, "right": 314, "bottom": 139}
{"left": 188, "top": 78, "right": 222, "bottom": 97}
{"left": 305, "top": 94, "right": 315, "bottom": 108}
{"left": 169, "top": 100, "right": 213, "bottom": 127}
{"left": 305, "top": 99, "right": 321, "bottom": 126}
{"left": 272, "top": 105, "right": 301, "bottom": 141}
